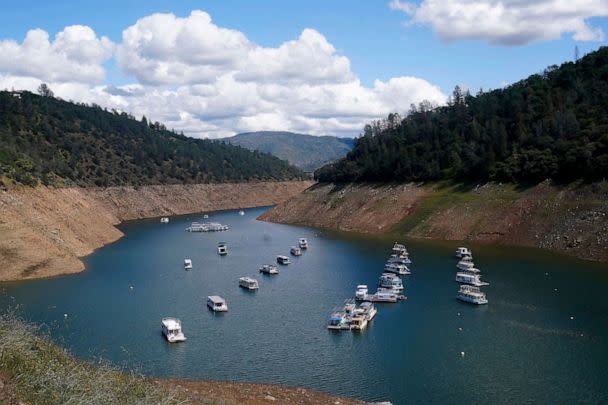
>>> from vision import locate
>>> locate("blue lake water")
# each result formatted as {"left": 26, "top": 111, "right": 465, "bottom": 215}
{"left": 1, "top": 206, "right": 608, "bottom": 404}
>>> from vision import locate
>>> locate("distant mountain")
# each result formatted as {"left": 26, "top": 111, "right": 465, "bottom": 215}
{"left": 0, "top": 91, "right": 303, "bottom": 187}
{"left": 224, "top": 131, "right": 354, "bottom": 172}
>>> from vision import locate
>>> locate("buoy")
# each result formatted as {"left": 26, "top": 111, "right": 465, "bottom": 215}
{"left": 457, "top": 312, "right": 461, "bottom": 316}
{"left": 545, "top": 272, "right": 549, "bottom": 276}
{"left": 458, "top": 327, "right": 463, "bottom": 331}
{"left": 570, "top": 316, "right": 574, "bottom": 320}
{"left": 460, "top": 351, "right": 465, "bottom": 357}
{"left": 64, "top": 313, "right": 68, "bottom": 318}
{"left": 554, "top": 288, "right": 558, "bottom": 292}
{"left": 129, "top": 286, "right": 134, "bottom": 290}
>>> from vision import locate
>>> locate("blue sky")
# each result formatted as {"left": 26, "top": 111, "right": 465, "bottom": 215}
{"left": 0, "top": 1, "right": 606, "bottom": 137}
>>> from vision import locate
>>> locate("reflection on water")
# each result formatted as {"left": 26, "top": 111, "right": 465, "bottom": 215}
{"left": 1, "top": 206, "right": 608, "bottom": 404}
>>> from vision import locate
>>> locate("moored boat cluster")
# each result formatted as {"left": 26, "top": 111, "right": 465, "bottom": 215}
{"left": 327, "top": 242, "right": 411, "bottom": 332}
{"left": 455, "top": 247, "right": 489, "bottom": 305}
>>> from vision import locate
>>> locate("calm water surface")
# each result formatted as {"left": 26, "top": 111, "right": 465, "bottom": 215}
{"left": 2, "top": 206, "right": 608, "bottom": 404}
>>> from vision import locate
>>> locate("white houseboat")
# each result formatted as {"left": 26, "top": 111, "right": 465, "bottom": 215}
{"left": 392, "top": 242, "right": 408, "bottom": 256}
{"left": 207, "top": 295, "right": 228, "bottom": 311}
{"left": 384, "top": 262, "right": 411, "bottom": 275}
{"left": 298, "top": 238, "right": 308, "bottom": 249}
{"left": 217, "top": 242, "right": 228, "bottom": 256}
{"left": 184, "top": 259, "right": 193, "bottom": 270}
{"left": 358, "top": 302, "right": 377, "bottom": 321}
{"left": 277, "top": 255, "right": 291, "bottom": 265}
{"left": 259, "top": 264, "right": 279, "bottom": 274}
{"left": 290, "top": 246, "right": 302, "bottom": 256}
{"left": 378, "top": 273, "right": 404, "bottom": 291}
{"left": 161, "top": 318, "right": 186, "bottom": 342}
{"left": 387, "top": 254, "right": 412, "bottom": 265}
{"left": 160, "top": 217, "right": 169, "bottom": 223}
{"left": 457, "top": 285, "right": 488, "bottom": 305}
{"left": 239, "top": 276, "right": 259, "bottom": 290}
{"left": 455, "top": 272, "right": 489, "bottom": 286}
{"left": 239, "top": 210, "right": 245, "bottom": 216}
{"left": 455, "top": 247, "right": 473, "bottom": 259}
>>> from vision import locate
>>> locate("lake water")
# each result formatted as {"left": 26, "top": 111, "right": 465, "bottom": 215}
{"left": 1, "top": 207, "right": 608, "bottom": 404}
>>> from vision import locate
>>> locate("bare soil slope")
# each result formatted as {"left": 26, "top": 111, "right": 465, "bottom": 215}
{"left": 259, "top": 182, "right": 608, "bottom": 262}
{"left": 0, "top": 181, "right": 313, "bottom": 281}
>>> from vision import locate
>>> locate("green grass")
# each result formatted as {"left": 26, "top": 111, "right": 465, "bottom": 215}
{"left": 389, "top": 182, "right": 522, "bottom": 235}
{"left": 0, "top": 312, "right": 228, "bottom": 405}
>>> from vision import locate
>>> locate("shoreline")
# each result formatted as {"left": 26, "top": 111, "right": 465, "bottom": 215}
{"left": 259, "top": 181, "right": 608, "bottom": 263}
{"left": 0, "top": 181, "right": 314, "bottom": 281}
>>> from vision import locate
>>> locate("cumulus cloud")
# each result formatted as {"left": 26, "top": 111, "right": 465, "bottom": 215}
{"left": 390, "top": 0, "right": 608, "bottom": 45}
{"left": 1, "top": 10, "right": 447, "bottom": 138}
{"left": 0, "top": 25, "right": 113, "bottom": 83}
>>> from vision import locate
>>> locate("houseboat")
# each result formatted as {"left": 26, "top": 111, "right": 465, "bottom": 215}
{"left": 457, "top": 285, "right": 488, "bottom": 305}
{"left": 161, "top": 318, "right": 186, "bottom": 342}
{"left": 350, "top": 313, "right": 368, "bottom": 331}
{"left": 184, "top": 259, "right": 193, "bottom": 270}
{"left": 455, "top": 247, "right": 473, "bottom": 259}
{"left": 384, "top": 262, "right": 411, "bottom": 275}
{"left": 277, "top": 255, "right": 291, "bottom": 265}
{"left": 455, "top": 272, "right": 489, "bottom": 286}
{"left": 259, "top": 264, "right": 279, "bottom": 274}
{"left": 298, "top": 238, "right": 308, "bottom": 249}
{"left": 207, "top": 295, "right": 228, "bottom": 311}
{"left": 327, "top": 311, "right": 349, "bottom": 330}
{"left": 378, "top": 273, "right": 404, "bottom": 291}
{"left": 456, "top": 258, "right": 476, "bottom": 271}
{"left": 217, "top": 242, "right": 228, "bottom": 256}
{"left": 239, "top": 276, "right": 259, "bottom": 290}
{"left": 355, "top": 285, "right": 400, "bottom": 303}
{"left": 392, "top": 242, "right": 409, "bottom": 256}
{"left": 239, "top": 210, "right": 245, "bottom": 216}
{"left": 387, "top": 254, "right": 412, "bottom": 265}
{"left": 160, "top": 217, "right": 169, "bottom": 223}
{"left": 358, "top": 302, "right": 377, "bottom": 321}
{"left": 290, "top": 246, "right": 302, "bottom": 256}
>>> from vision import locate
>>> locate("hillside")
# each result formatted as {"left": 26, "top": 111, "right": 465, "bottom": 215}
{"left": 316, "top": 47, "right": 608, "bottom": 184}
{"left": 0, "top": 91, "right": 303, "bottom": 187}
{"left": 260, "top": 181, "right": 608, "bottom": 263}
{"left": 224, "top": 131, "right": 353, "bottom": 171}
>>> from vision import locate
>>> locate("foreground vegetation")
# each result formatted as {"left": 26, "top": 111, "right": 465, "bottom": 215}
{"left": 0, "top": 91, "right": 303, "bottom": 187}
{"left": 0, "top": 312, "right": 191, "bottom": 404}
{"left": 316, "top": 47, "right": 608, "bottom": 184}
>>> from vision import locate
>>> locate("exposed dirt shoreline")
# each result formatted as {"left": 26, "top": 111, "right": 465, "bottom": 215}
{"left": 259, "top": 181, "right": 608, "bottom": 263}
{"left": 0, "top": 181, "right": 314, "bottom": 281}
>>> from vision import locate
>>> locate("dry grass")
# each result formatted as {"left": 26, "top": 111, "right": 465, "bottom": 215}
{"left": 0, "top": 311, "right": 222, "bottom": 405}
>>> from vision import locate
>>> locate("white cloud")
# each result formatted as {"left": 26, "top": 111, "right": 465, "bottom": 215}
{"left": 0, "top": 26, "right": 113, "bottom": 83}
{"left": 0, "top": 10, "right": 447, "bottom": 138}
{"left": 390, "top": 0, "right": 608, "bottom": 45}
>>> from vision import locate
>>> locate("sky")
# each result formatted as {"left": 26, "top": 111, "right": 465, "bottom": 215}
{"left": 0, "top": 0, "right": 607, "bottom": 138}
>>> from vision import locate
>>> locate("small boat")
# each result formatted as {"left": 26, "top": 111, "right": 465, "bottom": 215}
{"left": 239, "top": 276, "right": 259, "bottom": 290}
{"left": 350, "top": 314, "right": 368, "bottom": 331}
{"left": 455, "top": 247, "right": 473, "bottom": 259}
{"left": 378, "top": 272, "right": 404, "bottom": 291}
{"left": 358, "top": 302, "right": 377, "bottom": 321}
{"left": 161, "top": 317, "right": 186, "bottom": 342}
{"left": 259, "top": 264, "right": 279, "bottom": 274}
{"left": 290, "top": 246, "right": 302, "bottom": 256}
{"left": 184, "top": 259, "right": 193, "bottom": 270}
{"left": 392, "top": 242, "right": 408, "bottom": 256}
{"left": 456, "top": 259, "right": 476, "bottom": 271}
{"left": 384, "top": 262, "right": 411, "bottom": 275}
{"left": 160, "top": 217, "right": 169, "bottom": 223}
{"left": 457, "top": 285, "right": 488, "bottom": 305}
{"left": 355, "top": 285, "right": 369, "bottom": 301}
{"left": 387, "top": 254, "right": 412, "bottom": 265}
{"left": 217, "top": 242, "right": 228, "bottom": 256}
{"left": 298, "top": 238, "right": 308, "bottom": 249}
{"left": 456, "top": 272, "right": 489, "bottom": 286}
{"left": 239, "top": 210, "right": 245, "bottom": 216}
{"left": 327, "top": 310, "right": 350, "bottom": 330}
{"left": 207, "top": 295, "right": 228, "bottom": 311}
{"left": 203, "top": 214, "right": 209, "bottom": 219}
{"left": 276, "top": 255, "right": 291, "bottom": 265}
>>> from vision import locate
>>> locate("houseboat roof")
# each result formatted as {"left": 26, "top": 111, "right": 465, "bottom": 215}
{"left": 161, "top": 318, "right": 181, "bottom": 329}
{"left": 207, "top": 295, "right": 226, "bottom": 303}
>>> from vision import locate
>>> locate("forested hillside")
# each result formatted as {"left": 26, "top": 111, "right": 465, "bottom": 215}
{"left": 225, "top": 131, "right": 353, "bottom": 171}
{"left": 0, "top": 91, "right": 303, "bottom": 186}
{"left": 316, "top": 47, "right": 608, "bottom": 184}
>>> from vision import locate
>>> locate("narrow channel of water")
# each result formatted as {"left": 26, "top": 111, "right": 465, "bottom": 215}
{"left": 2, "top": 206, "right": 607, "bottom": 404}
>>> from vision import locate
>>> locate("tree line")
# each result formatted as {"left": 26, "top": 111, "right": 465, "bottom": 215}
{"left": 0, "top": 90, "right": 304, "bottom": 186}
{"left": 316, "top": 47, "right": 608, "bottom": 184}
